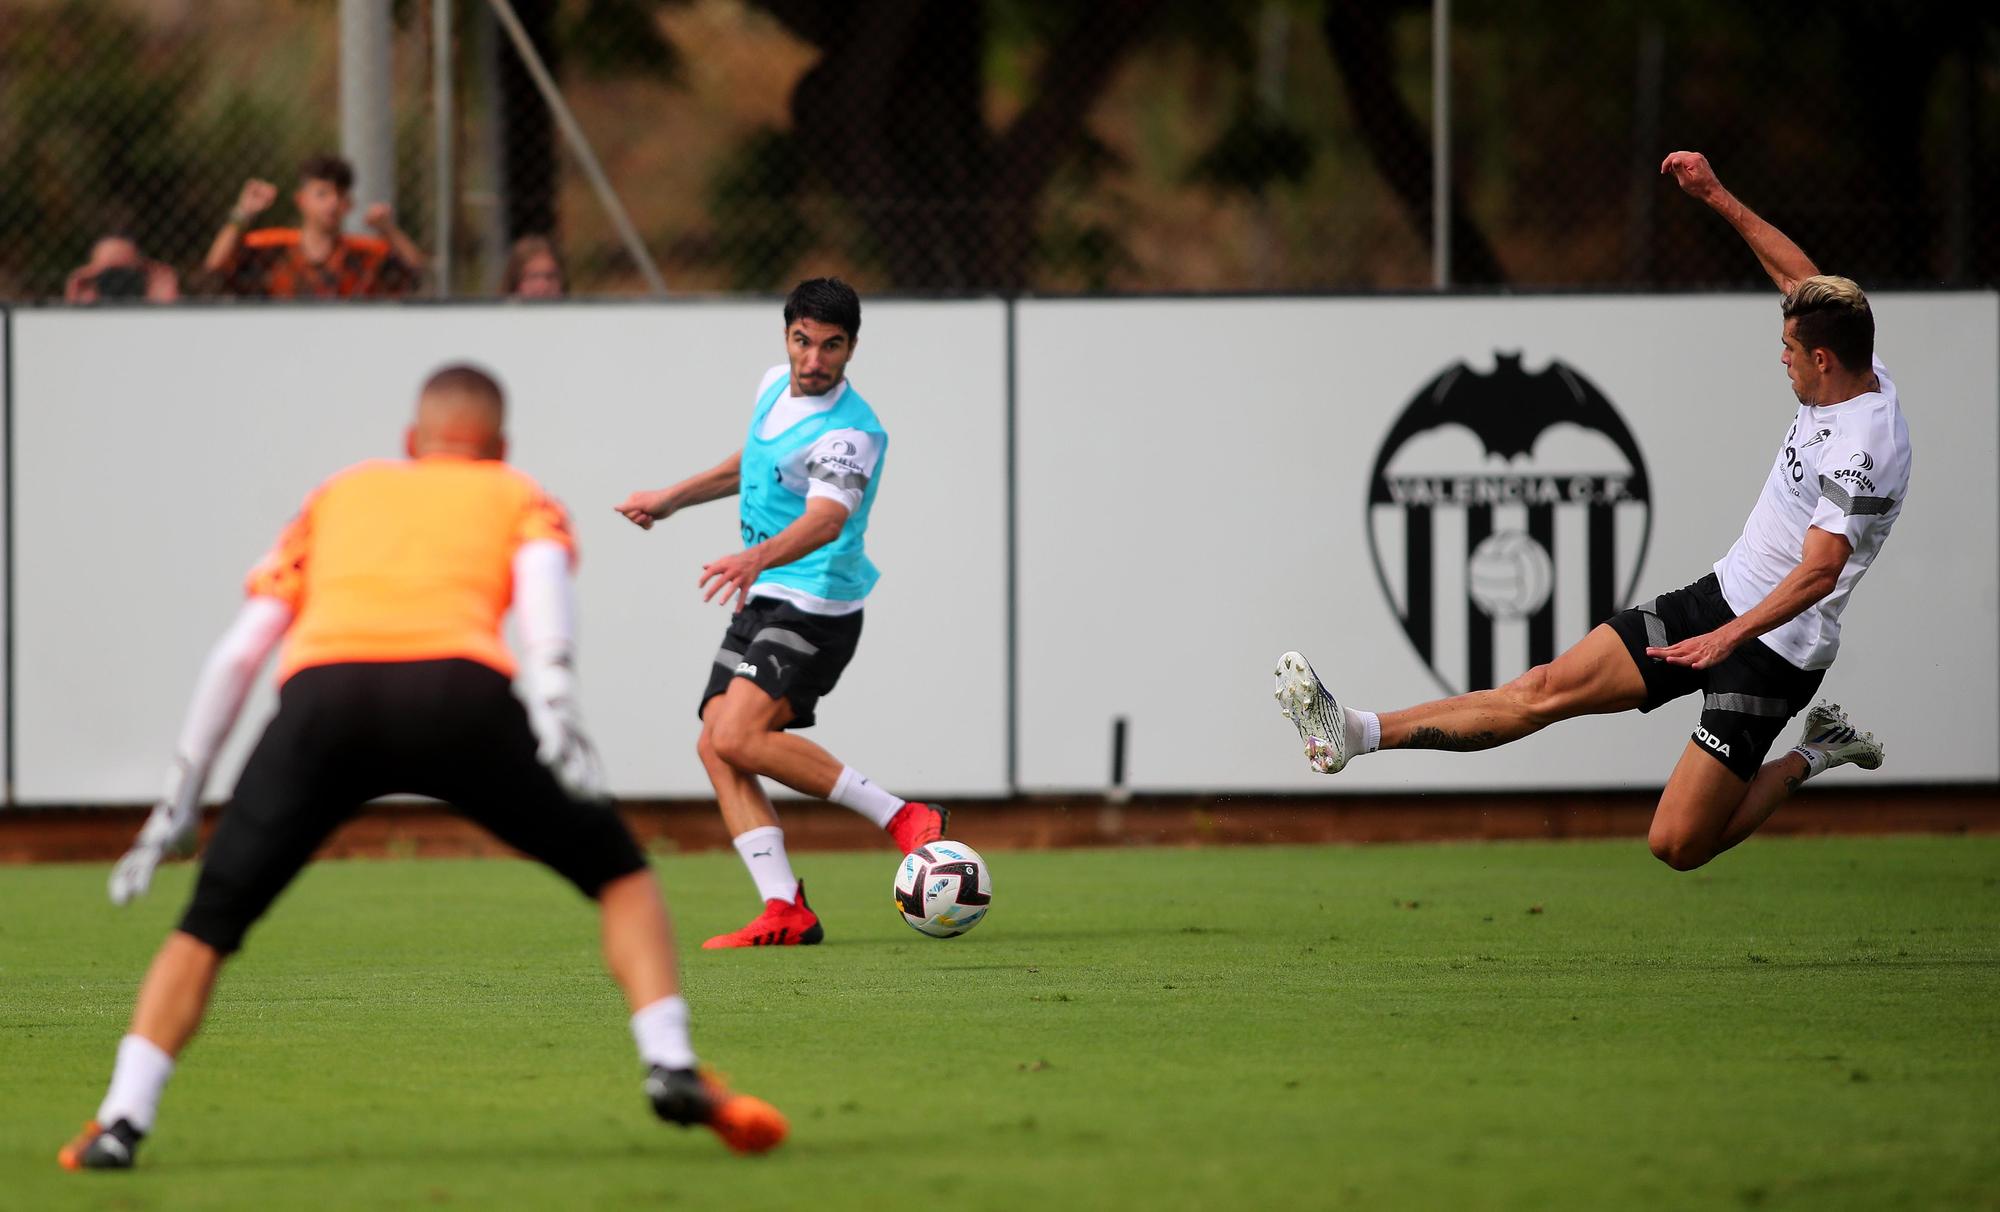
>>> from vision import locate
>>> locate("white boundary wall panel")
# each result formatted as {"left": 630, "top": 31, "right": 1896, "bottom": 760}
{"left": 12, "top": 302, "right": 1009, "bottom": 802}
{"left": 1015, "top": 293, "right": 1999, "bottom": 792}
{"left": 0, "top": 312, "right": 9, "bottom": 798}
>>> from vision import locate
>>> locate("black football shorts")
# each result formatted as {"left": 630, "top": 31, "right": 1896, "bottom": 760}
{"left": 180, "top": 659, "right": 646, "bottom": 955}
{"left": 698, "top": 595, "right": 863, "bottom": 729}
{"left": 1607, "top": 574, "right": 1825, "bottom": 781}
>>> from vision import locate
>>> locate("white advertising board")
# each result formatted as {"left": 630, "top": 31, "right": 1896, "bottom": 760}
{"left": 1015, "top": 293, "right": 1999, "bottom": 792}
{"left": 9, "top": 292, "right": 1994, "bottom": 804}
{"left": 0, "top": 312, "right": 9, "bottom": 797}
{"left": 11, "top": 301, "right": 1009, "bottom": 803}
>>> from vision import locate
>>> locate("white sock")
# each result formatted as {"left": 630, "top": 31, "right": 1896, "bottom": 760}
{"left": 1792, "top": 745, "right": 1830, "bottom": 780}
{"left": 97, "top": 1034, "right": 174, "bottom": 1134}
{"left": 828, "top": 765, "right": 905, "bottom": 828}
{"left": 1348, "top": 708, "right": 1381, "bottom": 755}
{"left": 732, "top": 826, "right": 798, "bottom": 903}
{"left": 629, "top": 996, "right": 696, "bottom": 1071}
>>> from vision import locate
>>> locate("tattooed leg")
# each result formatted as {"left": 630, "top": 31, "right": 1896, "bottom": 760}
{"left": 1396, "top": 726, "right": 1503, "bottom": 753}
{"left": 1379, "top": 624, "right": 1647, "bottom": 752}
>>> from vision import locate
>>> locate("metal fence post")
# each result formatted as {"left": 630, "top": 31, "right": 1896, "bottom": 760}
{"left": 341, "top": 0, "right": 397, "bottom": 234}
{"left": 433, "top": 0, "right": 454, "bottom": 297}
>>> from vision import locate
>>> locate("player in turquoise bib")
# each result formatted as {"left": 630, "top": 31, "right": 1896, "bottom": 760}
{"left": 617, "top": 279, "right": 949, "bottom": 948}
{"left": 736, "top": 365, "right": 885, "bottom": 604}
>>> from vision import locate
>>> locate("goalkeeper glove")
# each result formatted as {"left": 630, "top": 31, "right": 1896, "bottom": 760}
{"left": 524, "top": 654, "right": 608, "bottom": 803}
{"left": 108, "top": 757, "right": 202, "bottom": 906}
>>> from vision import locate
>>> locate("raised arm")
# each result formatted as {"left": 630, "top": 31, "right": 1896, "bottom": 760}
{"left": 204, "top": 178, "right": 277, "bottom": 276}
{"left": 365, "top": 203, "right": 428, "bottom": 275}
{"left": 616, "top": 450, "right": 743, "bottom": 530}
{"left": 1660, "top": 151, "right": 1819, "bottom": 294}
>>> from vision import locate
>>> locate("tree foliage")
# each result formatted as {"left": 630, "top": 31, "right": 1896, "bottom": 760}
{"left": 0, "top": 2, "right": 310, "bottom": 296}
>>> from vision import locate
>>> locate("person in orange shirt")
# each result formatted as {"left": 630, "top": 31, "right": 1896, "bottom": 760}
{"left": 61, "top": 365, "right": 784, "bottom": 1173}
{"left": 203, "top": 154, "right": 424, "bottom": 298}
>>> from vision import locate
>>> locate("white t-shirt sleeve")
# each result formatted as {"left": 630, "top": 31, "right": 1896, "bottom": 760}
{"left": 802, "top": 428, "right": 881, "bottom": 513}
{"left": 1809, "top": 419, "right": 1906, "bottom": 547}
{"left": 758, "top": 364, "right": 789, "bottom": 397}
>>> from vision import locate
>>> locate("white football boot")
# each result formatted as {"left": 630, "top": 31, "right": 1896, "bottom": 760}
{"left": 1793, "top": 701, "right": 1884, "bottom": 772}
{"left": 1275, "top": 651, "right": 1350, "bottom": 774}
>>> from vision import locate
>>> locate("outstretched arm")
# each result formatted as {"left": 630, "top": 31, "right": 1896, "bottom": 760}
{"left": 616, "top": 450, "right": 742, "bottom": 529}
{"left": 109, "top": 596, "right": 293, "bottom": 905}
{"left": 1661, "top": 151, "right": 1819, "bottom": 294}
{"left": 697, "top": 497, "right": 850, "bottom": 611}
{"left": 1646, "top": 527, "right": 1849, "bottom": 670}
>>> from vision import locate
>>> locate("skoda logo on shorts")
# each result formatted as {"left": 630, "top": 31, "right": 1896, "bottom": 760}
{"left": 1365, "top": 352, "right": 1652, "bottom": 695}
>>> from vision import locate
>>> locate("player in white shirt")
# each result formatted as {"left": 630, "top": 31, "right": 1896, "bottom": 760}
{"left": 616, "top": 279, "right": 947, "bottom": 947}
{"left": 1273, "top": 151, "right": 1905, "bottom": 872}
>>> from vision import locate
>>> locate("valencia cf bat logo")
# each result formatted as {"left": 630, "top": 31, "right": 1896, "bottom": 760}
{"left": 1366, "top": 353, "right": 1653, "bottom": 695}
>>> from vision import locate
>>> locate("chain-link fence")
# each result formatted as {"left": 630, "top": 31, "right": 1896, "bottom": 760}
{"left": 3, "top": 0, "right": 1994, "bottom": 302}
{"left": 0, "top": 0, "right": 434, "bottom": 301}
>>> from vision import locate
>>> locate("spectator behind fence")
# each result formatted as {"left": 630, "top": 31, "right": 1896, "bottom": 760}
{"left": 64, "top": 235, "right": 179, "bottom": 304}
{"left": 204, "top": 155, "right": 424, "bottom": 299}
{"left": 504, "top": 236, "right": 566, "bottom": 299}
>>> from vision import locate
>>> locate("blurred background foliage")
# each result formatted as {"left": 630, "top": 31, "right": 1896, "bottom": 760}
{"left": 0, "top": 0, "right": 1993, "bottom": 298}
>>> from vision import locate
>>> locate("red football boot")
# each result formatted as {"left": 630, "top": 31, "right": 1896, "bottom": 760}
{"left": 700, "top": 882, "right": 824, "bottom": 948}
{"left": 886, "top": 801, "right": 950, "bottom": 855}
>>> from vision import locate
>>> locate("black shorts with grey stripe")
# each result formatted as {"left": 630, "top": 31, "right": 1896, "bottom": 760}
{"left": 1607, "top": 573, "right": 1825, "bottom": 781}
{"left": 699, "top": 595, "right": 864, "bottom": 729}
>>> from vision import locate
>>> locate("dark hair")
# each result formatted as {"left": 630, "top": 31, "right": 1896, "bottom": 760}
{"left": 1781, "top": 276, "right": 1873, "bottom": 374}
{"left": 421, "top": 363, "right": 506, "bottom": 411}
{"left": 298, "top": 153, "right": 355, "bottom": 194}
{"left": 783, "top": 277, "right": 861, "bottom": 339}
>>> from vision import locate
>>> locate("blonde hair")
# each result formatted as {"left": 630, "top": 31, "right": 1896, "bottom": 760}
{"left": 1781, "top": 275, "right": 1873, "bottom": 372}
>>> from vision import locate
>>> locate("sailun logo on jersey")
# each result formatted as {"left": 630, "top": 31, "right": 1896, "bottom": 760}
{"left": 1366, "top": 352, "right": 1653, "bottom": 695}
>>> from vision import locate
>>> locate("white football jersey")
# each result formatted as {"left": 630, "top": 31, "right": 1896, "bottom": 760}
{"left": 1714, "top": 356, "right": 1910, "bottom": 670}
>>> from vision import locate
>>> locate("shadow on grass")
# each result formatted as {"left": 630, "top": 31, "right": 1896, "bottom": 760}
{"left": 154, "top": 1129, "right": 911, "bottom": 1175}
{"left": 1725, "top": 956, "right": 2000, "bottom": 971}
{"left": 802, "top": 925, "right": 1239, "bottom": 949}
{"left": 1557, "top": 954, "right": 2000, "bottom": 973}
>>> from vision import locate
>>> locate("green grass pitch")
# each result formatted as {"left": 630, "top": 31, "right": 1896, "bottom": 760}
{"left": 4, "top": 836, "right": 1997, "bottom": 1210}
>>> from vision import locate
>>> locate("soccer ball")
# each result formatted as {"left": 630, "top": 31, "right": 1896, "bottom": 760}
{"left": 893, "top": 841, "right": 993, "bottom": 938}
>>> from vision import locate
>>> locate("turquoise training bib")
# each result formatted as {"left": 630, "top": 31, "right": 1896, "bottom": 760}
{"left": 738, "top": 375, "right": 887, "bottom": 603}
